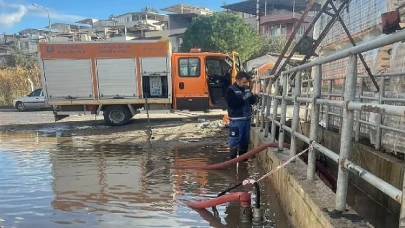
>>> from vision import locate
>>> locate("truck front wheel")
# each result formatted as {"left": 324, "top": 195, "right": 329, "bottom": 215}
{"left": 103, "top": 106, "right": 132, "bottom": 126}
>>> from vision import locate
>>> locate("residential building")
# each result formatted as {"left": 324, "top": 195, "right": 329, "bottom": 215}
{"left": 18, "top": 29, "right": 48, "bottom": 54}
{"left": 0, "top": 34, "right": 21, "bottom": 67}
{"left": 144, "top": 4, "right": 215, "bottom": 52}
{"left": 0, "top": 40, "right": 11, "bottom": 67}
{"left": 113, "top": 8, "right": 168, "bottom": 30}
{"left": 3, "top": 5, "right": 213, "bottom": 58}
{"left": 221, "top": 0, "right": 319, "bottom": 40}
{"left": 165, "top": 13, "right": 200, "bottom": 52}
{"left": 162, "top": 4, "right": 214, "bottom": 15}
{"left": 76, "top": 18, "right": 130, "bottom": 40}
{"left": 76, "top": 8, "right": 169, "bottom": 41}
{"left": 46, "top": 23, "right": 93, "bottom": 41}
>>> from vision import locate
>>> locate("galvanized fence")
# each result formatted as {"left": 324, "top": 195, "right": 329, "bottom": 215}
{"left": 253, "top": 29, "right": 405, "bottom": 225}
{"left": 300, "top": 71, "right": 405, "bottom": 153}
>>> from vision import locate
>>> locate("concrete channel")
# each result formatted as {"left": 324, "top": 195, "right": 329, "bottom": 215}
{"left": 250, "top": 127, "right": 373, "bottom": 228}
{"left": 251, "top": 104, "right": 401, "bottom": 227}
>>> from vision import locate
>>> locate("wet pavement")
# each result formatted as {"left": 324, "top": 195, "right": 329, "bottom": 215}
{"left": 0, "top": 131, "right": 290, "bottom": 228}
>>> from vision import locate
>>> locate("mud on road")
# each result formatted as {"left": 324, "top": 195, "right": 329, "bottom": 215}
{"left": 0, "top": 109, "right": 229, "bottom": 149}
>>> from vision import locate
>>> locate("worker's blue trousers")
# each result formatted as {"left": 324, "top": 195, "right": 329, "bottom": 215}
{"left": 228, "top": 118, "right": 251, "bottom": 148}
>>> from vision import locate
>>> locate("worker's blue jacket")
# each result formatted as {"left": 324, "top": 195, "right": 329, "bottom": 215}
{"left": 226, "top": 85, "right": 256, "bottom": 119}
{"left": 225, "top": 84, "right": 258, "bottom": 148}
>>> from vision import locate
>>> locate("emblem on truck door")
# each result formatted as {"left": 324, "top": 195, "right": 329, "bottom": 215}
{"left": 46, "top": 46, "right": 54, "bottom": 53}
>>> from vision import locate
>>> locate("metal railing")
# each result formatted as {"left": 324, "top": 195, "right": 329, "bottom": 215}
{"left": 307, "top": 72, "right": 405, "bottom": 150}
{"left": 253, "top": 29, "right": 405, "bottom": 225}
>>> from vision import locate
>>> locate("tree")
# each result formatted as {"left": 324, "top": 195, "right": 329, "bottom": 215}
{"left": 295, "top": 38, "right": 314, "bottom": 56}
{"left": 6, "top": 42, "right": 39, "bottom": 92}
{"left": 259, "top": 36, "right": 293, "bottom": 56}
{"left": 181, "top": 12, "right": 262, "bottom": 63}
{"left": 7, "top": 42, "right": 37, "bottom": 70}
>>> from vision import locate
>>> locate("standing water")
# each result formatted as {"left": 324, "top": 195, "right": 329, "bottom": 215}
{"left": 0, "top": 131, "right": 289, "bottom": 228}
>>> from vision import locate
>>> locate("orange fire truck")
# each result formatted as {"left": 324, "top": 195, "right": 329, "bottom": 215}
{"left": 38, "top": 40, "right": 244, "bottom": 126}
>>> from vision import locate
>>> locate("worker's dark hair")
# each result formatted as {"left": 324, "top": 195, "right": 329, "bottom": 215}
{"left": 235, "top": 71, "right": 251, "bottom": 81}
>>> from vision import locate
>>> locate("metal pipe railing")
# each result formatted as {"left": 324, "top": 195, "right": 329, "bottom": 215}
{"left": 270, "top": 78, "right": 280, "bottom": 142}
{"left": 264, "top": 80, "right": 273, "bottom": 138}
{"left": 290, "top": 71, "right": 302, "bottom": 156}
{"left": 278, "top": 74, "right": 288, "bottom": 151}
{"left": 260, "top": 79, "right": 269, "bottom": 130}
{"left": 308, "top": 65, "right": 322, "bottom": 181}
{"left": 253, "top": 28, "right": 405, "bottom": 224}
{"left": 336, "top": 55, "right": 357, "bottom": 211}
{"left": 284, "top": 29, "right": 405, "bottom": 74}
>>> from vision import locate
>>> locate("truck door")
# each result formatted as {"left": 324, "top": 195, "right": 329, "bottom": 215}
{"left": 173, "top": 55, "right": 209, "bottom": 111}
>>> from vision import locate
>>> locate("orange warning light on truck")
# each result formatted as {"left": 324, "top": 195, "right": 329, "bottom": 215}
{"left": 38, "top": 40, "right": 243, "bottom": 126}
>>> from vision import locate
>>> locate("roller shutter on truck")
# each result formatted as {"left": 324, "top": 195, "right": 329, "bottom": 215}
{"left": 43, "top": 59, "right": 93, "bottom": 99}
{"left": 140, "top": 57, "right": 168, "bottom": 74}
{"left": 96, "top": 58, "right": 138, "bottom": 98}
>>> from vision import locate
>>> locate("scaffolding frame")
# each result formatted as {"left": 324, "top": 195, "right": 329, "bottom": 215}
{"left": 269, "top": 0, "right": 380, "bottom": 92}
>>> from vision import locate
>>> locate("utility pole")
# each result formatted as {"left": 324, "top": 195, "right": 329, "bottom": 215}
{"left": 256, "top": 0, "right": 260, "bottom": 32}
{"left": 293, "top": 0, "right": 296, "bottom": 18}
{"left": 32, "top": 3, "right": 51, "bottom": 41}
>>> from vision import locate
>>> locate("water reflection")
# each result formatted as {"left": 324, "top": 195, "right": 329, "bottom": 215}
{"left": 0, "top": 131, "right": 288, "bottom": 227}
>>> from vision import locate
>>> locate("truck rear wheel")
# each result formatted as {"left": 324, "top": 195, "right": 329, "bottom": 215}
{"left": 103, "top": 106, "right": 132, "bottom": 126}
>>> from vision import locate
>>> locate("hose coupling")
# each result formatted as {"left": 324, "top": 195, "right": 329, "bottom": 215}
{"left": 240, "top": 205, "right": 253, "bottom": 223}
{"left": 252, "top": 207, "right": 264, "bottom": 224}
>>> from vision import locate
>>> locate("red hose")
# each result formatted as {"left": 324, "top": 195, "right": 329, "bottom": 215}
{"left": 185, "top": 192, "right": 251, "bottom": 209}
{"left": 172, "top": 142, "right": 290, "bottom": 170}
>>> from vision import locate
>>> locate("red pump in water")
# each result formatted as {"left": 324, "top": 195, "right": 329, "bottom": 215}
{"left": 185, "top": 182, "right": 264, "bottom": 224}
{"left": 185, "top": 192, "right": 255, "bottom": 223}
{"left": 185, "top": 192, "right": 251, "bottom": 209}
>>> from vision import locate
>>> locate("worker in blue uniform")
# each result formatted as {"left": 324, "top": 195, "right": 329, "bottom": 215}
{"left": 225, "top": 71, "right": 258, "bottom": 159}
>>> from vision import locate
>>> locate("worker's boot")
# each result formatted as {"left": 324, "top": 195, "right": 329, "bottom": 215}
{"left": 238, "top": 144, "right": 251, "bottom": 162}
{"left": 241, "top": 144, "right": 256, "bottom": 159}
{"left": 230, "top": 147, "right": 238, "bottom": 159}
{"left": 238, "top": 144, "right": 249, "bottom": 156}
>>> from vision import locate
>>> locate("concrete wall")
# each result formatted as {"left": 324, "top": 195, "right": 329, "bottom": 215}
{"left": 250, "top": 128, "right": 371, "bottom": 228}
{"left": 299, "top": 122, "right": 404, "bottom": 216}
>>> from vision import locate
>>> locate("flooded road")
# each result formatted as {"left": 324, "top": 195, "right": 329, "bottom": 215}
{"left": 0, "top": 131, "right": 289, "bottom": 228}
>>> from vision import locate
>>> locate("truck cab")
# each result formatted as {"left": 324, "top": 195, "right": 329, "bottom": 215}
{"left": 172, "top": 50, "right": 239, "bottom": 111}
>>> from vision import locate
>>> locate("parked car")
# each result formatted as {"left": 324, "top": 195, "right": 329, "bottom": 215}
{"left": 13, "top": 88, "right": 48, "bottom": 111}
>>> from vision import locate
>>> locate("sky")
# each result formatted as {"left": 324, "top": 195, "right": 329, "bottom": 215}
{"left": 0, "top": 0, "right": 241, "bottom": 34}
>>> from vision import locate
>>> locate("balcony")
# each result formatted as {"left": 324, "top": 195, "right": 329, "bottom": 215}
{"left": 260, "top": 12, "right": 309, "bottom": 25}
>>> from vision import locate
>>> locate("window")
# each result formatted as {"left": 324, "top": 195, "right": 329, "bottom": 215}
{"left": 179, "top": 58, "right": 200, "bottom": 77}
{"left": 269, "top": 24, "right": 287, "bottom": 37}
{"left": 30, "top": 89, "right": 42, "bottom": 97}
{"left": 206, "top": 59, "right": 222, "bottom": 75}
{"left": 177, "top": 37, "right": 183, "bottom": 47}
{"left": 298, "top": 26, "right": 305, "bottom": 36}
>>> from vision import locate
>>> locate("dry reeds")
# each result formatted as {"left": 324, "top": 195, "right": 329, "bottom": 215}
{"left": 0, "top": 66, "right": 41, "bottom": 106}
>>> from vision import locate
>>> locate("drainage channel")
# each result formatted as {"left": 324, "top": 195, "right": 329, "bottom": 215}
{"left": 0, "top": 132, "right": 290, "bottom": 227}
